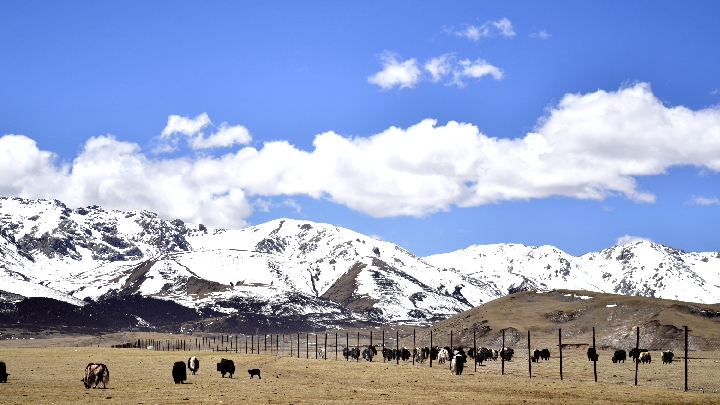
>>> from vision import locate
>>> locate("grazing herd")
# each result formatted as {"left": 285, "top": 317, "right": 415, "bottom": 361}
{"left": 0, "top": 343, "right": 683, "bottom": 390}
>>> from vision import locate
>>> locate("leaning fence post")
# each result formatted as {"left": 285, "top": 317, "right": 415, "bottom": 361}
{"left": 528, "top": 330, "right": 532, "bottom": 378}
{"left": 559, "top": 328, "right": 563, "bottom": 380}
{"left": 634, "top": 326, "right": 640, "bottom": 386}
{"left": 501, "top": 329, "right": 505, "bottom": 375}
{"left": 684, "top": 325, "right": 688, "bottom": 392}
{"left": 593, "top": 326, "right": 597, "bottom": 382}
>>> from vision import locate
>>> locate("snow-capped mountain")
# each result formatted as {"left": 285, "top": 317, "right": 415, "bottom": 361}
{"left": 424, "top": 242, "right": 720, "bottom": 304}
{"left": 1, "top": 197, "right": 719, "bottom": 328}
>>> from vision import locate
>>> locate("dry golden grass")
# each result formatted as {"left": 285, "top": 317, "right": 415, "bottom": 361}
{"left": 1, "top": 345, "right": 720, "bottom": 405}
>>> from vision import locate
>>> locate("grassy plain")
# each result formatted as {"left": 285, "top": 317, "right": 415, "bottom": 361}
{"left": 1, "top": 345, "right": 719, "bottom": 405}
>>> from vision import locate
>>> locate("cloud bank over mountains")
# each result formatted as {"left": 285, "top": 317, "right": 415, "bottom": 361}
{"left": 1, "top": 83, "right": 720, "bottom": 228}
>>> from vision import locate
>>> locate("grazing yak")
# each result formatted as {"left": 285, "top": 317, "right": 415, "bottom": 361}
{"left": 532, "top": 349, "right": 541, "bottom": 363}
{"left": 639, "top": 352, "right": 652, "bottom": 364}
{"left": 437, "top": 348, "right": 449, "bottom": 364}
{"left": 343, "top": 347, "right": 360, "bottom": 361}
{"left": 474, "top": 347, "right": 493, "bottom": 365}
{"left": 172, "top": 361, "right": 187, "bottom": 384}
{"left": 662, "top": 351, "right": 674, "bottom": 364}
{"left": 450, "top": 353, "right": 467, "bottom": 375}
{"left": 612, "top": 350, "right": 627, "bottom": 363}
{"left": 541, "top": 349, "right": 550, "bottom": 361}
{"left": 586, "top": 348, "right": 599, "bottom": 361}
{"left": 629, "top": 348, "right": 648, "bottom": 362}
{"left": 217, "top": 358, "right": 235, "bottom": 378}
{"left": 82, "top": 363, "right": 110, "bottom": 389}
{"left": 248, "top": 369, "right": 261, "bottom": 379}
{"left": 400, "top": 347, "right": 411, "bottom": 361}
{"left": 188, "top": 356, "right": 200, "bottom": 375}
{"left": 0, "top": 361, "right": 8, "bottom": 383}
{"left": 500, "top": 348, "right": 514, "bottom": 362}
{"left": 414, "top": 347, "right": 429, "bottom": 363}
{"left": 382, "top": 347, "right": 395, "bottom": 361}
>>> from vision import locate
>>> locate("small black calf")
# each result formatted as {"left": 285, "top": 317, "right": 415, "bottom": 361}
{"left": 248, "top": 369, "right": 261, "bottom": 379}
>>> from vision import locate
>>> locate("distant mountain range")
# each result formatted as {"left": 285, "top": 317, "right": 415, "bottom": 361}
{"left": 1, "top": 197, "right": 719, "bottom": 331}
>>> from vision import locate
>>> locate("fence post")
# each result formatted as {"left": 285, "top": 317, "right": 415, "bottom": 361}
{"left": 413, "top": 329, "right": 416, "bottom": 365}
{"left": 335, "top": 333, "right": 338, "bottom": 360}
{"left": 346, "top": 332, "right": 349, "bottom": 361}
{"left": 473, "top": 329, "right": 477, "bottom": 372}
{"left": 592, "top": 327, "right": 597, "bottom": 382}
{"left": 315, "top": 334, "right": 318, "bottom": 359}
{"left": 684, "top": 325, "right": 688, "bottom": 392}
{"left": 559, "top": 328, "right": 563, "bottom": 380}
{"left": 370, "top": 331, "right": 373, "bottom": 362}
{"left": 430, "top": 330, "right": 433, "bottom": 368}
{"left": 324, "top": 333, "right": 328, "bottom": 360}
{"left": 357, "top": 331, "right": 360, "bottom": 362}
{"left": 528, "top": 330, "right": 532, "bottom": 378}
{"left": 501, "top": 329, "right": 505, "bottom": 375}
{"left": 634, "top": 326, "right": 640, "bottom": 386}
{"left": 276, "top": 335, "right": 279, "bottom": 356}
{"left": 297, "top": 333, "right": 300, "bottom": 358}
{"left": 396, "top": 330, "right": 399, "bottom": 365}
{"left": 383, "top": 330, "right": 385, "bottom": 363}
{"left": 306, "top": 334, "right": 309, "bottom": 359}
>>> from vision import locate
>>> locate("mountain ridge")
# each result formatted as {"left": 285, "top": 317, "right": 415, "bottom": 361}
{"left": 1, "top": 197, "right": 719, "bottom": 331}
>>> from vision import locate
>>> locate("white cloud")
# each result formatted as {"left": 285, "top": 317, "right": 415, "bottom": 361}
{"left": 424, "top": 55, "right": 453, "bottom": 82}
{"left": 367, "top": 53, "right": 422, "bottom": 90}
{"left": 4, "top": 83, "right": 720, "bottom": 226}
{"left": 712, "top": 89, "right": 718, "bottom": 95}
{"left": 451, "top": 59, "right": 504, "bottom": 87}
{"left": 446, "top": 18, "right": 515, "bottom": 41}
{"left": 157, "top": 113, "right": 251, "bottom": 152}
{"left": 690, "top": 195, "right": 720, "bottom": 205}
{"left": 531, "top": 30, "right": 551, "bottom": 39}
{"left": 615, "top": 235, "right": 654, "bottom": 246}
{"left": 492, "top": 18, "right": 516, "bottom": 37}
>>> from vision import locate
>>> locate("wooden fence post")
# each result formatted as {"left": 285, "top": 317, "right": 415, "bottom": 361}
{"left": 501, "top": 329, "right": 505, "bottom": 375}
{"left": 684, "top": 325, "right": 689, "bottom": 392}
{"left": 430, "top": 330, "right": 433, "bottom": 368}
{"left": 634, "top": 326, "right": 640, "bottom": 386}
{"left": 473, "top": 329, "right": 477, "bottom": 372}
{"left": 413, "top": 329, "right": 416, "bottom": 366}
{"left": 559, "top": 328, "right": 563, "bottom": 381}
{"left": 357, "top": 331, "right": 360, "bottom": 363}
{"left": 396, "top": 330, "right": 399, "bottom": 365}
{"left": 592, "top": 327, "right": 597, "bottom": 382}
{"left": 528, "top": 330, "right": 532, "bottom": 379}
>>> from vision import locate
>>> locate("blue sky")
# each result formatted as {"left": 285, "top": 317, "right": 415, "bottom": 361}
{"left": 1, "top": 1, "right": 720, "bottom": 256}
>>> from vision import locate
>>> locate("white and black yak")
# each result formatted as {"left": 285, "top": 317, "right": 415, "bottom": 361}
{"left": 82, "top": 363, "right": 110, "bottom": 389}
{"left": 0, "top": 361, "right": 8, "bottom": 383}
{"left": 217, "top": 358, "right": 235, "bottom": 378}
{"left": 188, "top": 356, "right": 200, "bottom": 375}
{"left": 172, "top": 361, "right": 187, "bottom": 384}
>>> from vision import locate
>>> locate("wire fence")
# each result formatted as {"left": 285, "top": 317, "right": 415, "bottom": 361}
{"left": 111, "top": 325, "right": 718, "bottom": 393}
